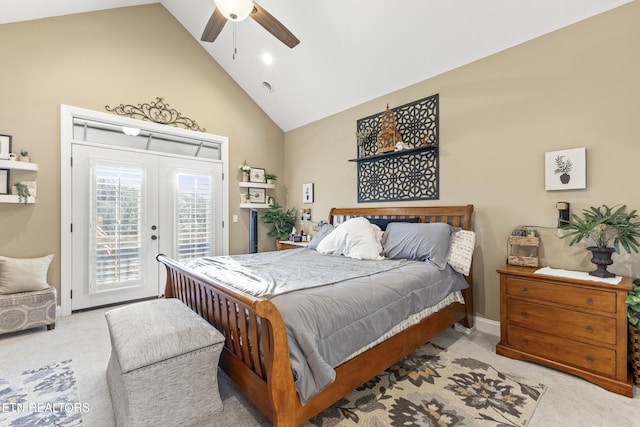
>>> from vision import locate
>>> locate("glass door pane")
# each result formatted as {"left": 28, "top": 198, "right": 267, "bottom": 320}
{"left": 93, "top": 164, "right": 144, "bottom": 290}
{"left": 176, "top": 174, "right": 212, "bottom": 262}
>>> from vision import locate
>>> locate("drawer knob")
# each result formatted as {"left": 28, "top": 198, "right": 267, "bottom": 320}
{"left": 522, "top": 287, "right": 529, "bottom": 294}
{"left": 586, "top": 297, "right": 594, "bottom": 305}
{"left": 521, "top": 338, "right": 529, "bottom": 345}
{"left": 521, "top": 312, "right": 529, "bottom": 319}
{"left": 586, "top": 355, "right": 594, "bottom": 363}
{"left": 586, "top": 326, "right": 594, "bottom": 333}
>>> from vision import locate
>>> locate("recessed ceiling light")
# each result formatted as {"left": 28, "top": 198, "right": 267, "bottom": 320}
{"left": 262, "top": 52, "right": 273, "bottom": 65}
{"left": 262, "top": 81, "right": 274, "bottom": 93}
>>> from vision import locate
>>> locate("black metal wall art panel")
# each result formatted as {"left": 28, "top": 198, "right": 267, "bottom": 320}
{"left": 357, "top": 148, "right": 438, "bottom": 202}
{"left": 356, "top": 94, "right": 438, "bottom": 158}
{"left": 354, "top": 94, "right": 439, "bottom": 202}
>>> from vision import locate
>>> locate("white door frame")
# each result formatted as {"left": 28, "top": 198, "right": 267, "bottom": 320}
{"left": 60, "top": 104, "right": 229, "bottom": 316}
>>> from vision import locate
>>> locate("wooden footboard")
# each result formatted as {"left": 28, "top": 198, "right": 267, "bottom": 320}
{"left": 157, "top": 204, "right": 475, "bottom": 426}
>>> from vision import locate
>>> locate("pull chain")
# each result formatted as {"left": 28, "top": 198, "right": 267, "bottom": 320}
{"left": 232, "top": 23, "right": 237, "bottom": 60}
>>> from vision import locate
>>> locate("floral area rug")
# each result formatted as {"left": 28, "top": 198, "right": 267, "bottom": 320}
{"left": 0, "top": 360, "right": 84, "bottom": 427}
{"left": 306, "top": 343, "right": 546, "bottom": 427}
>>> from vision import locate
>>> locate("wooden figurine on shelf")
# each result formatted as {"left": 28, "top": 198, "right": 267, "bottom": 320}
{"left": 377, "top": 104, "right": 402, "bottom": 154}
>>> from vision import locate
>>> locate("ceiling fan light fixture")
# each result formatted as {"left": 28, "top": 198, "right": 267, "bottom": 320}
{"left": 215, "top": 0, "right": 254, "bottom": 22}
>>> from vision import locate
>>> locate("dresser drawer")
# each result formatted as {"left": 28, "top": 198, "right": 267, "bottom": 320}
{"left": 507, "top": 325, "right": 616, "bottom": 376}
{"left": 507, "top": 299, "right": 616, "bottom": 345}
{"left": 506, "top": 276, "right": 616, "bottom": 313}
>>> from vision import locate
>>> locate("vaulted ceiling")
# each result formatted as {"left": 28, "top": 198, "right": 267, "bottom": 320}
{"left": 1, "top": 0, "right": 631, "bottom": 131}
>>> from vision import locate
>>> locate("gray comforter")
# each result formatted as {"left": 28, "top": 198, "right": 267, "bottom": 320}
{"left": 188, "top": 249, "right": 468, "bottom": 403}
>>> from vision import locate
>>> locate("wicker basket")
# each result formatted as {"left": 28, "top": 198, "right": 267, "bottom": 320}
{"left": 629, "top": 324, "right": 640, "bottom": 385}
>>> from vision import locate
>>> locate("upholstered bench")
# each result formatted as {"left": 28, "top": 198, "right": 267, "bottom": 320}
{"left": 105, "top": 298, "right": 225, "bottom": 427}
{"left": 0, "top": 254, "right": 56, "bottom": 335}
{"left": 0, "top": 286, "right": 56, "bottom": 335}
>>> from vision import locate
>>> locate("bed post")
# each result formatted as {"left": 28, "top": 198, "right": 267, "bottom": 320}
{"left": 256, "top": 301, "right": 298, "bottom": 426}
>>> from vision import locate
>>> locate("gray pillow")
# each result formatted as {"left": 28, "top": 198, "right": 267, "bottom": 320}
{"left": 367, "top": 217, "right": 420, "bottom": 231}
{"left": 382, "top": 223, "right": 453, "bottom": 269}
{"left": 308, "top": 223, "right": 335, "bottom": 250}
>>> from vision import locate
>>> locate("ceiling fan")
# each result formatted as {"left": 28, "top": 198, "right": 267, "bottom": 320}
{"left": 201, "top": 0, "right": 300, "bottom": 49}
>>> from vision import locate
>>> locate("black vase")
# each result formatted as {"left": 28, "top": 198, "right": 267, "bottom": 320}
{"left": 560, "top": 173, "right": 571, "bottom": 184}
{"left": 587, "top": 246, "right": 615, "bottom": 278}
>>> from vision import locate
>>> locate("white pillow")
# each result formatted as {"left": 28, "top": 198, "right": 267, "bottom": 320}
{"left": 0, "top": 254, "right": 53, "bottom": 294}
{"left": 447, "top": 230, "right": 475, "bottom": 276}
{"left": 316, "top": 217, "right": 383, "bottom": 260}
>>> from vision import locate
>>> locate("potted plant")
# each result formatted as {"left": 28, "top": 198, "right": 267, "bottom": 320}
{"left": 238, "top": 161, "right": 251, "bottom": 182}
{"left": 19, "top": 149, "right": 30, "bottom": 162}
{"left": 560, "top": 204, "right": 640, "bottom": 277}
{"left": 554, "top": 155, "right": 572, "bottom": 184}
{"left": 626, "top": 278, "right": 640, "bottom": 385}
{"left": 14, "top": 182, "right": 30, "bottom": 204}
{"left": 262, "top": 200, "right": 296, "bottom": 241}
{"left": 356, "top": 129, "right": 371, "bottom": 158}
{"left": 265, "top": 173, "right": 277, "bottom": 185}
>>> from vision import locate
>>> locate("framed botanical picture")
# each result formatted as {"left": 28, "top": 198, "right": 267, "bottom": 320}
{"left": 249, "top": 167, "right": 266, "bottom": 183}
{"left": 0, "top": 169, "right": 9, "bottom": 194}
{"left": 248, "top": 187, "right": 266, "bottom": 203}
{"left": 545, "top": 147, "right": 586, "bottom": 191}
{"left": 0, "top": 134, "right": 12, "bottom": 160}
{"left": 303, "top": 183, "right": 314, "bottom": 204}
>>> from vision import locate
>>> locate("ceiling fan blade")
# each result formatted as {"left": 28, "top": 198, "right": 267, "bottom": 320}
{"left": 201, "top": 7, "right": 227, "bottom": 43}
{"left": 250, "top": 3, "right": 300, "bottom": 49}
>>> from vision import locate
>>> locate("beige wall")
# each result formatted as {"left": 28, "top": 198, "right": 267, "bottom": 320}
{"left": 0, "top": 4, "right": 285, "bottom": 302}
{"left": 285, "top": 1, "right": 640, "bottom": 322}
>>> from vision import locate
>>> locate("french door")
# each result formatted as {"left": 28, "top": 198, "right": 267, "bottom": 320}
{"left": 71, "top": 144, "right": 223, "bottom": 310}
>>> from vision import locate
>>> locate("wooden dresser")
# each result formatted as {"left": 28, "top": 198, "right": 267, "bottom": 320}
{"left": 496, "top": 264, "right": 633, "bottom": 397}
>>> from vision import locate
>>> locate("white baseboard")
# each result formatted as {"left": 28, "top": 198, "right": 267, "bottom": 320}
{"left": 474, "top": 316, "right": 500, "bottom": 337}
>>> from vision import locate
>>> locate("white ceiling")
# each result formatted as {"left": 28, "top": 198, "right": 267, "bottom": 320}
{"left": 1, "top": 0, "right": 632, "bottom": 131}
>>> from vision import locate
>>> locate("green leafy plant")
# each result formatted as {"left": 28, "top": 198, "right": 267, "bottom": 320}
{"left": 553, "top": 155, "right": 572, "bottom": 174}
{"left": 627, "top": 278, "right": 640, "bottom": 327}
{"left": 14, "top": 182, "right": 30, "bottom": 204}
{"left": 264, "top": 173, "right": 278, "bottom": 181}
{"left": 20, "top": 149, "right": 29, "bottom": 157}
{"left": 356, "top": 129, "right": 371, "bottom": 146}
{"left": 560, "top": 204, "right": 640, "bottom": 253}
{"left": 262, "top": 201, "right": 296, "bottom": 240}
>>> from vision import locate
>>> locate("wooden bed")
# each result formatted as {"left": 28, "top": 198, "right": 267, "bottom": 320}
{"left": 156, "top": 205, "right": 474, "bottom": 426}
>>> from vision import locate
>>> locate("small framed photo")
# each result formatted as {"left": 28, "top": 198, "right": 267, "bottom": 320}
{"left": 248, "top": 187, "right": 266, "bottom": 203}
{"left": 0, "top": 169, "right": 9, "bottom": 194}
{"left": 545, "top": 147, "right": 586, "bottom": 191}
{"left": 0, "top": 134, "right": 12, "bottom": 160}
{"left": 249, "top": 167, "right": 266, "bottom": 183}
{"left": 303, "top": 183, "right": 314, "bottom": 204}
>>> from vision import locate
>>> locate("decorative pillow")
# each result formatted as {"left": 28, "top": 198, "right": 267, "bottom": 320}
{"left": 367, "top": 217, "right": 420, "bottom": 231}
{"left": 316, "top": 217, "right": 383, "bottom": 260}
{"left": 0, "top": 254, "right": 53, "bottom": 295}
{"left": 308, "top": 223, "right": 335, "bottom": 250}
{"left": 447, "top": 230, "right": 476, "bottom": 276}
{"left": 382, "top": 223, "right": 452, "bottom": 269}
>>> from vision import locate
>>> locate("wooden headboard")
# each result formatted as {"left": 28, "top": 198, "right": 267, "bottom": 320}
{"left": 329, "top": 205, "right": 474, "bottom": 231}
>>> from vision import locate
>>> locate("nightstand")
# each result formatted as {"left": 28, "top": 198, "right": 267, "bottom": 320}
{"left": 276, "top": 241, "right": 309, "bottom": 251}
{"left": 496, "top": 264, "right": 633, "bottom": 397}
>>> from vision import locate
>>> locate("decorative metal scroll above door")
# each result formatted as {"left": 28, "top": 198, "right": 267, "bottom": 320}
{"left": 352, "top": 94, "right": 439, "bottom": 202}
{"left": 106, "top": 97, "right": 205, "bottom": 132}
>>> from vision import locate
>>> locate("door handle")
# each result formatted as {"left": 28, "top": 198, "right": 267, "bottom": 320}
{"left": 151, "top": 235, "right": 158, "bottom": 240}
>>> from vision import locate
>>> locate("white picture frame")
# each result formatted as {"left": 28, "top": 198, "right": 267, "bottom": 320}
{"left": 0, "top": 169, "right": 9, "bottom": 194}
{"left": 0, "top": 134, "right": 12, "bottom": 160}
{"left": 303, "top": 183, "right": 314, "bottom": 204}
{"left": 545, "top": 147, "right": 586, "bottom": 191}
